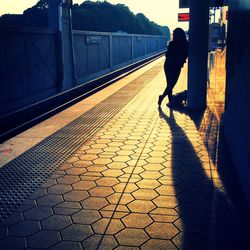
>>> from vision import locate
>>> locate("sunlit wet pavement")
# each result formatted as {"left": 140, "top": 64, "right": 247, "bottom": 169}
{"left": 0, "top": 58, "right": 249, "bottom": 250}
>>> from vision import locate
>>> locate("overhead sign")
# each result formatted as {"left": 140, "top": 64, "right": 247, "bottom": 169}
{"left": 178, "top": 13, "right": 190, "bottom": 22}
{"left": 179, "top": 0, "right": 228, "bottom": 8}
{"left": 179, "top": 0, "right": 188, "bottom": 8}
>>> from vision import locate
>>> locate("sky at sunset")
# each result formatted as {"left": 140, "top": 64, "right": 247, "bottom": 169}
{"left": 0, "top": 0, "right": 189, "bottom": 31}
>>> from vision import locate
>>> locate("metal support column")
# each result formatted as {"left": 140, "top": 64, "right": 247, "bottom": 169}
{"left": 48, "top": 0, "right": 76, "bottom": 91}
{"left": 187, "top": 0, "right": 210, "bottom": 109}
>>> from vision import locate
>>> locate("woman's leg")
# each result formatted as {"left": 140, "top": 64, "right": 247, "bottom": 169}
{"left": 165, "top": 67, "right": 181, "bottom": 103}
{"left": 159, "top": 65, "right": 181, "bottom": 106}
{"left": 158, "top": 64, "right": 170, "bottom": 105}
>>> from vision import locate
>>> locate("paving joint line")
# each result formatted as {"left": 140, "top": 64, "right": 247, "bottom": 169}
{"left": 97, "top": 78, "right": 161, "bottom": 249}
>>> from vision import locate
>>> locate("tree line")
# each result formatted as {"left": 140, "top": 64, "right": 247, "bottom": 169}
{"left": 0, "top": 0, "right": 170, "bottom": 39}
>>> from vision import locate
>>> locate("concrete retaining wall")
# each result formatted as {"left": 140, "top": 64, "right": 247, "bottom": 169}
{"left": 0, "top": 27, "right": 59, "bottom": 116}
{"left": 0, "top": 27, "right": 167, "bottom": 116}
{"left": 73, "top": 31, "right": 167, "bottom": 84}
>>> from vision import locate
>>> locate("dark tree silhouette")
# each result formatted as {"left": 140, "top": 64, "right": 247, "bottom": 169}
{"left": 0, "top": 0, "right": 170, "bottom": 38}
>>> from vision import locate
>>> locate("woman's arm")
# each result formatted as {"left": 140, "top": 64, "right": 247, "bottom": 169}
{"left": 165, "top": 41, "right": 173, "bottom": 58}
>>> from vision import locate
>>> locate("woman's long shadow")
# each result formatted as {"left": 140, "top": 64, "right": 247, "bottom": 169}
{"left": 158, "top": 106, "right": 248, "bottom": 250}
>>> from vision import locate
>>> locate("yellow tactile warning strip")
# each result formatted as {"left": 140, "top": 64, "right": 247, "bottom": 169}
{"left": 0, "top": 61, "right": 247, "bottom": 250}
{"left": 0, "top": 58, "right": 162, "bottom": 168}
{"left": 0, "top": 62, "right": 162, "bottom": 222}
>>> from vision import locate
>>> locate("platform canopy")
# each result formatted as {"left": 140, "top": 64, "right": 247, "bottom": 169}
{"left": 179, "top": 0, "right": 228, "bottom": 8}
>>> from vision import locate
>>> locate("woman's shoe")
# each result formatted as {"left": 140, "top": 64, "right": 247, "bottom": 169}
{"left": 158, "top": 95, "right": 163, "bottom": 106}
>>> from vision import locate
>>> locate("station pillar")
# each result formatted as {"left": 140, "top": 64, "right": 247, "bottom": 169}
{"left": 48, "top": 0, "right": 76, "bottom": 91}
{"left": 187, "top": 0, "right": 210, "bottom": 109}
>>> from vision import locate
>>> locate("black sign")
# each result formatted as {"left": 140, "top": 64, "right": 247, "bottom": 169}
{"left": 179, "top": 0, "right": 228, "bottom": 8}
{"left": 179, "top": 0, "right": 188, "bottom": 8}
{"left": 86, "top": 36, "right": 101, "bottom": 44}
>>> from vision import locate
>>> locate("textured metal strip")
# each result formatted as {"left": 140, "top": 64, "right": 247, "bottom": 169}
{"left": 0, "top": 63, "right": 162, "bottom": 221}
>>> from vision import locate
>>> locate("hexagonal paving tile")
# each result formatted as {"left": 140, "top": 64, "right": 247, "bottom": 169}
{"left": 37, "top": 194, "right": 63, "bottom": 207}
{"left": 82, "top": 234, "right": 102, "bottom": 249}
{"left": 72, "top": 210, "right": 101, "bottom": 224}
{"left": 92, "top": 218, "right": 109, "bottom": 234}
{"left": 124, "top": 183, "right": 139, "bottom": 193}
{"left": 87, "top": 165, "right": 108, "bottom": 172}
{"left": 121, "top": 144, "right": 138, "bottom": 150}
{"left": 57, "top": 175, "right": 80, "bottom": 184}
{"left": 146, "top": 157, "right": 165, "bottom": 164}
{"left": 72, "top": 180, "right": 96, "bottom": 190}
{"left": 99, "top": 235, "right": 118, "bottom": 249}
{"left": 9, "top": 220, "right": 41, "bottom": 237}
{"left": 53, "top": 207, "right": 80, "bottom": 216}
{"left": 79, "top": 154, "right": 99, "bottom": 161}
{"left": 61, "top": 224, "right": 93, "bottom": 241}
{"left": 49, "top": 241, "right": 83, "bottom": 250}
{"left": 140, "top": 171, "right": 162, "bottom": 179}
{"left": 121, "top": 166, "right": 134, "bottom": 174}
{"left": 102, "top": 169, "right": 124, "bottom": 177}
{"left": 55, "top": 200, "right": 81, "bottom": 209}
{"left": 85, "top": 148, "right": 104, "bottom": 154}
{"left": 65, "top": 167, "right": 87, "bottom": 175}
{"left": 128, "top": 200, "right": 156, "bottom": 213}
{"left": 73, "top": 161, "right": 92, "bottom": 168}
{"left": 89, "top": 186, "right": 114, "bottom": 197}
{"left": 143, "top": 164, "right": 164, "bottom": 171}
{"left": 91, "top": 143, "right": 107, "bottom": 149}
{"left": 47, "top": 184, "right": 72, "bottom": 195}
{"left": 116, "top": 228, "right": 149, "bottom": 246}
{"left": 150, "top": 214, "right": 178, "bottom": 223}
{"left": 145, "top": 222, "right": 179, "bottom": 240}
{"left": 153, "top": 196, "right": 178, "bottom": 208}
{"left": 68, "top": 157, "right": 79, "bottom": 163}
{"left": 141, "top": 239, "right": 177, "bottom": 250}
{"left": 108, "top": 141, "right": 124, "bottom": 147}
{"left": 96, "top": 177, "right": 119, "bottom": 187}
{"left": 113, "top": 183, "right": 126, "bottom": 192}
{"left": 41, "top": 215, "right": 72, "bottom": 230}
{"left": 103, "top": 146, "right": 121, "bottom": 153}
{"left": 115, "top": 246, "right": 140, "bottom": 250}
{"left": 107, "top": 193, "right": 122, "bottom": 204}
{"left": 132, "top": 189, "right": 158, "bottom": 200}
{"left": 122, "top": 213, "right": 153, "bottom": 228}
{"left": 119, "top": 194, "right": 134, "bottom": 205}
{"left": 150, "top": 209, "right": 179, "bottom": 217}
{"left": 112, "top": 156, "right": 131, "bottom": 163}
{"left": 107, "top": 162, "right": 128, "bottom": 169}
{"left": 27, "top": 230, "right": 61, "bottom": 248}
{"left": 24, "top": 207, "right": 53, "bottom": 221}
{"left": 29, "top": 188, "right": 47, "bottom": 199}
{"left": 93, "top": 158, "right": 113, "bottom": 165}
{"left": 41, "top": 179, "right": 57, "bottom": 188}
{"left": 116, "top": 150, "right": 135, "bottom": 156}
{"left": 81, "top": 197, "right": 109, "bottom": 210}
{"left": 106, "top": 219, "right": 125, "bottom": 234}
{"left": 136, "top": 179, "right": 161, "bottom": 189}
{"left": 149, "top": 151, "right": 166, "bottom": 157}
{"left": 156, "top": 185, "right": 176, "bottom": 196}
{"left": 63, "top": 190, "right": 89, "bottom": 202}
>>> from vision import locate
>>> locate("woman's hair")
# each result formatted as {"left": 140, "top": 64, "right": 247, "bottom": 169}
{"left": 173, "top": 28, "right": 187, "bottom": 43}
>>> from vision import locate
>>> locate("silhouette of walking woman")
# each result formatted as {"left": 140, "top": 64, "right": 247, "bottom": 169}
{"left": 158, "top": 28, "right": 188, "bottom": 107}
